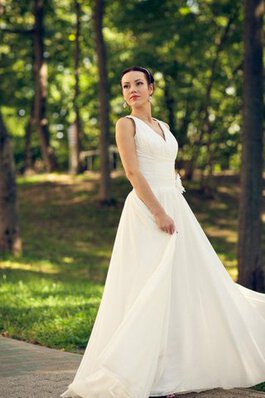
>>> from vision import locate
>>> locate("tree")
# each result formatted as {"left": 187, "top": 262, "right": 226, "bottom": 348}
{"left": 0, "top": 111, "right": 22, "bottom": 255}
{"left": 33, "top": 0, "right": 57, "bottom": 171}
{"left": 23, "top": 101, "right": 35, "bottom": 173}
{"left": 0, "top": 0, "right": 251, "bottom": 180}
{"left": 93, "top": 0, "right": 112, "bottom": 204}
{"left": 237, "top": 0, "right": 264, "bottom": 291}
{"left": 69, "top": 0, "right": 82, "bottom": 175}
{"left": 108, "top": 0, "right": 242, "bottom": 181}
{"left": 186, "top": 10, "right": 238, "bottom": 184}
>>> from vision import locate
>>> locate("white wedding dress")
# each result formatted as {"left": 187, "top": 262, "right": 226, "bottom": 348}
{"left": 61, "top": 115, "right": 265, "bottom": 398}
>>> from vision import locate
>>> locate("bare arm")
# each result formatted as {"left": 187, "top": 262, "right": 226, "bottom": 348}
{"left": 115, "top": 117, "right": 176, "bottom": 234}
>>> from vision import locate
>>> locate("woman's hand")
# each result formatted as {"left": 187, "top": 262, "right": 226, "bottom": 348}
{"left": 154, "top": 210, "right": 177, "bottom": 235}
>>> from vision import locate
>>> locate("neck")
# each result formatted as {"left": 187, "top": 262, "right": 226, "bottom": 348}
{"left": 130, "top": 104, "right": 153, "bottom": 123}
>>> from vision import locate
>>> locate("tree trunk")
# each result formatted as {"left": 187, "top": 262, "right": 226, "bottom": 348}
{"left": 164, "top": 75, "right": 177, "bottom": 140}
{"left": 0, "top": 111, "right": 22, "bottom": 255}
{"left": 69, "top": 0, "right": 82, "bottom": 175}
{"left": 23, "top": 101, "right": 35, "bottom": 173}
{"left": 93, "top": 0, "right": 112, "bottom": 205}
{"left": 33, "top": 0, "right": 57, "bottom": 172}
{"left": 188, "top": 14, "right": 236, "bottom": 181}
{"left": 237, "top": 0, "right": 264, "bottom": 291}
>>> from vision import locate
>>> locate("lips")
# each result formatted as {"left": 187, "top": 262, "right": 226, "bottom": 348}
{"left": 130, "top": 95, "right": 140, "bottom": 100}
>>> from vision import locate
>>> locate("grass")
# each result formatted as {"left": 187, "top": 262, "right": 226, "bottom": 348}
{"left": 0, "top": 269, "right": 102, "bottom": 353}
{"left": 0, "top": 171, "right": 130, "bottom": 352}
{"left": 0, "top": 171, "right": 265, "bottom": 391}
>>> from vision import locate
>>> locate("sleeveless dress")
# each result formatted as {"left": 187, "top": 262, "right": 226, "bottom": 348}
{"left": 61, "top": 115, "right": 265, "bottom": 398}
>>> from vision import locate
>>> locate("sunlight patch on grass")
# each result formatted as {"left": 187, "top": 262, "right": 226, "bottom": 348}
{"left": 0, "top": 259, "right": 61, "bottom": 274}
{"left": 205, "top": 227, "right": 237, "bottom": 243}
{"left": 62, "top": 256, "right": 74, "bottom": 264}
{"left": 17, "top": 172, "right": 97, "bottom": 192}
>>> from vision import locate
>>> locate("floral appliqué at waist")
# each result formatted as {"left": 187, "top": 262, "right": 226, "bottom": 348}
{"left": 175, "top": 173, "right": 186, "bottom": 194}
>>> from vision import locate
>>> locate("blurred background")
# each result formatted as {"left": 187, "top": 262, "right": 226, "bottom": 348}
{"left": 0, "top": 0, "right": 264, "bottom": 358}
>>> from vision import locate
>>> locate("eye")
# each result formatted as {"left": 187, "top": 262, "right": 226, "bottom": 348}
{"left": 123, "top": 84, "right": 129, "bottom": 89}
{"left": 136, "top": 82, "right": 143, "bottom": 86}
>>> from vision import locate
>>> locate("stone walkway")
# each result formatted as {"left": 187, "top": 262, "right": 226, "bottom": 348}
{"left": 0, "top": 335, "right": 265, "bottom": 398}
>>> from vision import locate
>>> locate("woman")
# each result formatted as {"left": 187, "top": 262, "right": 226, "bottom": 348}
{"left": 61, "top": 66, "right": 265, "bottom": 398}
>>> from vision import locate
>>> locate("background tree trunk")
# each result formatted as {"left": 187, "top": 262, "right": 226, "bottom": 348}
{"left": 188, "top": 14, "right": 236, "bottom": 182}
{"left": 69, "top": 0, "right": 82, "bottom": 175}
{"left": 0, "top": 111, "right": 22, "bottom": 255}
{"left": 23, "top": 101, "right": 35, "bottom": 173}
{"left": 93, "top": 0, "right": 112, "bottom": 205}
{"left": 33, "top": 0, "right": 57, "bottom": 172}
{"left": 164, "top": 75, "right": 177, "bottom": 140}
{"left": 237, "top": 0, "right": 264, "bottom": 291}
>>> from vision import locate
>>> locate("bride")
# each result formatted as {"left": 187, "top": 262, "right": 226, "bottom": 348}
{"left": 61, "top": 66, "right": 265, "bottom": 398}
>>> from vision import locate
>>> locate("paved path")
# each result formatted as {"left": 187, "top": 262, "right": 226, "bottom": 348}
{"left": 0, "top": 336, "right": 265, "bottom": 398}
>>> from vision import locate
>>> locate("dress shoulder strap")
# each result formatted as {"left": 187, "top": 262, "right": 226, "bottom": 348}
{"left": 125, "top": 115, "right": 136, "bottom": 121}
{"left": 124, "top": 115, "right": 137, "bottom": 136}
{"left": 153, "top": 117, "right": 169, "bottom": 130}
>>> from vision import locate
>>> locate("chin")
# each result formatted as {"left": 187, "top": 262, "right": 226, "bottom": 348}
{"left": 131, "top": 102, "right": 146, "bottom": 108}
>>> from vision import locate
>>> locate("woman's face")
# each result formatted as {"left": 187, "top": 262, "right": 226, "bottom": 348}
{"left": 121, "top": 71, "right": 153, "bottom": 108}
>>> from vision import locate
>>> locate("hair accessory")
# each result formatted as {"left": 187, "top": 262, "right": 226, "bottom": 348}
{"left": 140, "top": 67, "right": 153, "bottom": 84}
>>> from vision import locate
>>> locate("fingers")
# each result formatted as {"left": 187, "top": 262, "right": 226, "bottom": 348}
{"left": 170, "top": 225, "right": 175, "bottom": 234}
{"left": 170, "top": 222, "right": 177, "bottom": 235}
{"left": 161, "top": 224, "right": 178, "bottom": 235}
{"left": 157, "top": 214, "right": 178, "bottom": 235}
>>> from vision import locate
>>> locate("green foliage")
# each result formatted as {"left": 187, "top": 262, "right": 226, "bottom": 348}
{"left": 0, "top": 0, "right": 246, "bottom": 171}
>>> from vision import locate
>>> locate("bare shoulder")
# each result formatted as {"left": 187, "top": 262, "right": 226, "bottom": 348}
{"left": 115, "top": 116, "right": 134, "bottom": 130}
{"left": 115, "top": 116, "right": 135, "bottom": 137}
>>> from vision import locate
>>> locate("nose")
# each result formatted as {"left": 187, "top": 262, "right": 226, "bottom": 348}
{"left": 129, "top": 85, "right": 137, "bottom": 93}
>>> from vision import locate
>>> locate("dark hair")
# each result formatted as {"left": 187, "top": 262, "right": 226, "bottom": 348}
{"left": 120, "top": 66, "right": 155, "bottom": 86}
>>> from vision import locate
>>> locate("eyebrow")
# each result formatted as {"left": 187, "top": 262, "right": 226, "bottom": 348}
{"left": 122, "top": 79, "right": 144, "bottom": 84}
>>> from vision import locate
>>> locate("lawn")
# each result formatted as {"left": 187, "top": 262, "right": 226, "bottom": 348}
{"left": 0, "top": 171, "right": 265, "bottom": 391}
{"left": 0, "top": 172, "right": 131, "bottom": 352}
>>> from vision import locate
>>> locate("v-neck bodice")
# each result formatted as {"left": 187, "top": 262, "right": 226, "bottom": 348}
{"left": 131, "top": 116, "right": 167, "bottom": 142}
{"left": 125, "top": 115, "right": 180, "bottom": 190}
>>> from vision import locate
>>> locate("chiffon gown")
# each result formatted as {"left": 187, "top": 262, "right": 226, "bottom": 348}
{"left": 61, "top": 115, "right": 265, "bottom": 398}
